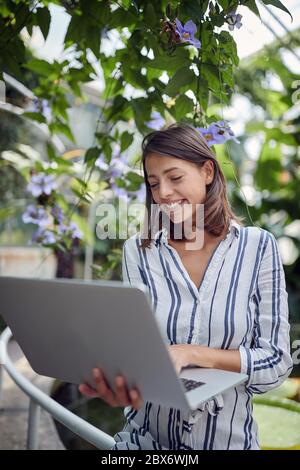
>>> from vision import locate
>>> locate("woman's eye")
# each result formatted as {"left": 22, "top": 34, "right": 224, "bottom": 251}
{"left": 149, "top": 177, "right": 182, "bottom": 188}
{"left": 171, "top": 177, "right": 182, "bottom": 182}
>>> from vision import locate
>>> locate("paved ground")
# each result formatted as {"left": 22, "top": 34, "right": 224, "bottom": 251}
{"left": 0, "top": 340, "right": 65, "bottom": 450}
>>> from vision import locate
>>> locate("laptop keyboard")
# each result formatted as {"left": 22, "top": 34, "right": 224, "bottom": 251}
{"left": 181, "top": 378, "right": 205, "bottom": 392}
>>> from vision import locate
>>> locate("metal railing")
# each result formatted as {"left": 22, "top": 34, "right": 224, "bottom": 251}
{"left": 0, "top": 327, "right": 115, "bottom": 450}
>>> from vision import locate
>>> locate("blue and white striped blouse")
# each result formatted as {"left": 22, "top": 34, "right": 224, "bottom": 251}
{"left": 112, "top": 219, "right": 293, "bottom": 450}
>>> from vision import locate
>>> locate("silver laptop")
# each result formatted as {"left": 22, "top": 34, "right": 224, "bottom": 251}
{"left": 0, "top": 277, "right": 247, "bottom": 412}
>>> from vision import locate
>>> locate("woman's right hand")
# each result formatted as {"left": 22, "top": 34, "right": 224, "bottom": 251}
{"left": 78, "top": 367, "right": 143, "bottom": 411}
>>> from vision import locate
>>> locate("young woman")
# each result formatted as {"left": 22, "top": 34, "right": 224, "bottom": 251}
{"left": 79, "top": 123, "right": 293, "bottom": 450}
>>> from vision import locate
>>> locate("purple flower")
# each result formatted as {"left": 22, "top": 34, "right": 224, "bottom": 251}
{"left": 106, "top": 144, "right": 129, "bottom": 180}
{"left": 41, "top": 99, "right": 52, "bottom": 122}
{"left": 28, "top": 98, "right": 52, "bottom": 122}
{"left": 57, "top": 221, "right": 82, "bottom": 240}
{"left": 197, "top": 121, "right": 240, "bottom": 146}
{"left": 27, "top": 173, "right": 57, "bottom": 197}
{"left": 146, "top": 112, "right": 165, "bottom": 130}
{"left": 22, "top": 204, "right": 51, "bottom": 227}
{"left": 197, "top": 125, "right": 224, "bottom": 145}
{"left": 175, "top": 19, "right": 201, "bottom": 49}
{"left": 225, "top": 12, "right": 243, "bottom": 31}
{"left": 118, "top": 152, "right": 129, "bottom": 166}
{"left": 95, "top": 154, "right": 109, "bottom": 171}
{"left": 112, "top": 144, "right": 127, "bottom": 164}
{"left": 109, "top": 160, "right": 125, "bottom": 179}
{"left": 133, "top": 183, "right": 146, "bottom": 203}
{"left": 51, "top": 205, "right": 64, "bottom": 224}
{"left": 111, "top": 183, "right": 130, "bottom": 202}
{"left": 32, "top": 227, "right": 56, "bottom": 245}
{"left": 29, "top": 97, "right": 40, "bottom": 113}
{"left": 109, "top": 156, "right": 127, "bottom": 179}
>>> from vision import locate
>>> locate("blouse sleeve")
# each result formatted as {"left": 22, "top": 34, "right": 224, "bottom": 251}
{"left": 122, "top": 237, "right": 148, "bottom": 288}
{"left": 239, "top": 231, "right": 293, "bottom": 394}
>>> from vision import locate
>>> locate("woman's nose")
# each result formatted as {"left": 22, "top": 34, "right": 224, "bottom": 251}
{"left": 158, "top": 182, "right": 174, "bottom": 200}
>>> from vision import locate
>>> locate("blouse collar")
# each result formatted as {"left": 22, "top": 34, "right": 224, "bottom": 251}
{"left": 153, "top": 218, "right": 240, "bottom": 248}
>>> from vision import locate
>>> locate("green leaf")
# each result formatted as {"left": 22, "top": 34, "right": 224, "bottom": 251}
{"left": 36, "top": 7, "right": 51, "bottom": 40}
{"left": 172, "top": 94, "right": 194, "bottom": 120}
{"left": 86, "top": 25, "right": 100, "bottom": 56}
{"left": 121, "top": 0, "right": 131, "bottom": 10}
{"left": 0, "top": 206, "right": 17, "bottom": 221}
{"left": 14, "top": 3, "right": 31, "bottom": 32}
{"left": 254, "top": 141, "right": 282, "bottom": 191}
{"left": 245, "top": 0, "right": 261, "bottom": 19}
{"left": 202, "top": 63, "right": 222, "bottom": 92}
{"left": 49, "top": 121, "right": 75, "bottom": 143}
{"left": 54, "top": 242, "right": 67, "bottom": 253}
{"left": 64, "top": 14, "right": 83, "bottom": 44}
{"left": 123, "top": 61, "right": 148, "bottom": 89}
{"left": 52, "top": 99, "right": 69, "bottom": 121}
{"left": 47, "top": 143, "right": 57, "bottom": 160}
{"left": 84, "top": 147, "right": 100, "bottom": 165}
{"left": 27, "top": 22, "right": 33, "bottom": 36}
{"left": 74, "top": 177, "right": 88, "bottom": 189}
{"left": 246, "top": 122, "right": 296, "bottom": 146}
{"left": 71, "top": 187, "right": 93, "bottom": 203}
{"left": 110, "top": 7, "right": 137, "bottom": 28}
{"left": 191, "top": 76, "right": 209, "bottom": 111}
{"left": 120, "top": 131, "right": 134, "bottom": 152}
{"left": 23, "top": 112, "right": 47, "bottom": 124}
{"left": 125, "top": 171, "right": 144, "bottom": 191}
{"left": 68, "top": 79, "right": 82, "bottom": 97}
{"left": 108, "top": 77, "right": 124, "bottom": 97}
{"left": 261, "top": 0, "right": 293, "bottom": 21}
{"left": 0, "top": 5, "right": 10, "bottom": 16}
{"left": 53, "top": 156, "right": 74, "bottom": 167}
{"left": 148, "top": 48, "right": 190, "bottom": 72}
{"left": 144, "top": 3, "right": 157, "bottom": 28}
{"left": 102, "top": 140, "right": 113, "bottom": 161}
{"left": 217, "top": 0, "right": 230, "bottom": 9}
{"left": 105, "top": 96, "right": 129, "bottom": 121}
{"left": 25, "top": 59, "right": 54, "bottom": 76}
{"left": 131, "top": 98, "right": 152, "bottom": 132}
{"left": 218, "top": 31, "right": 239, "bottom": 66}
{"left": 165, "top": 67, "right": 195, "bottom": 96}
{"left": 0, "top": 42, "right": 25, "bottom": 80}
{"left": 180, "top": 0, "right": 209, "bottom": 20}
{"left": 125, "top": 171, "right": 144, "bottom": 185}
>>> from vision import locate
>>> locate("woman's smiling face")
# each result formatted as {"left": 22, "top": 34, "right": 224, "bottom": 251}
{"left": 145, "top": 153, "right": 214, "bottom": 225}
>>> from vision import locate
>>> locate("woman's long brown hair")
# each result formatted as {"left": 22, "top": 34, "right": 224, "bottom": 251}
{"left": 138, "top": 122, "right": 244, "bottom": 249}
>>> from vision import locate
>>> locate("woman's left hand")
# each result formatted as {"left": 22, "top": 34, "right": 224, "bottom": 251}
{"left": 167, "top": 344, "right": 195, "bottom": 375}
{"left": 167, "top": 344, "right": 241, "bottom": 375}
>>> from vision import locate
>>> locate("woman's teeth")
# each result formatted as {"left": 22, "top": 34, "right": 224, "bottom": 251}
{"left": 164, "top": 199, "right": 186, "bottom": 208}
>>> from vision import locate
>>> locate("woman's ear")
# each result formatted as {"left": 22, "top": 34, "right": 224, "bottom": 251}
{"left": 203, "top": 160, "right": 214, "bottom": 185}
